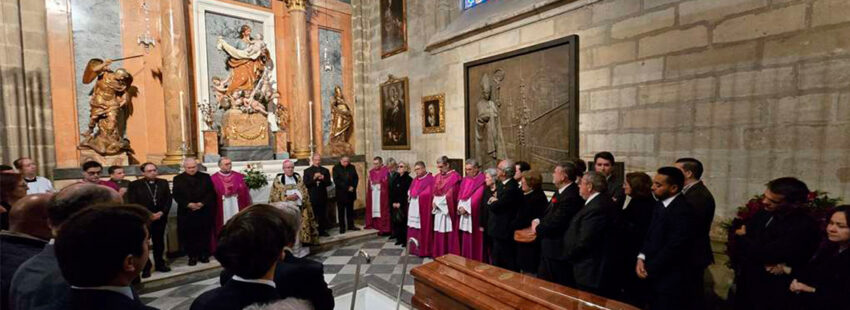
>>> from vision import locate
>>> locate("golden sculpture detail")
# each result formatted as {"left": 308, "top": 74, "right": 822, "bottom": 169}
{"left": 79, "top": 58, "right": 134, "bottom": 155}
{"left": 283, "top": 0, "right": 308, "bottom": 11}
{"left": 325, "top": 86, "right": 354, "bottom": 155}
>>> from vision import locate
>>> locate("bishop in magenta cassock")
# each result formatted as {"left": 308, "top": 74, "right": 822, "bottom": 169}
{"left": 210, "top": 157, "right": 252, "bottom": 250}
{"left": 458, "top": 160, "right": 486, "bottom": 261}
{"left": 407, "top": 162, "right": 434, "bottom": 257}
{"left": 431, "top": 156, "right": 461, "bottom": 257}
{"left": 366, "top": 157, "right": 391, "bottom": 234}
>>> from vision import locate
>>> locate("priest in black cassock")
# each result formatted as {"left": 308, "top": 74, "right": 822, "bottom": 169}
{"left": 304, "top": 154, "right": 332, "bottom": 236}
{"left": 126, "top": 162, "right": 173, "bottom": 277}
{"left": 173, "top": 158, "right": 218, "bottom": 266}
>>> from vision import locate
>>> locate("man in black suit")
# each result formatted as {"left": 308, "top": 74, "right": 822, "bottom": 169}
{"left": 532, "top": 161, "right": 583, "bottom": 286}
{"left": 172, "top": 158, "right": 218, "bottom": 266}
{"left": 675, "top": 157, "right": 716, "bottom": 309}
{"left": 54, "top": 204, "right": 155, "bottom": 310}
{"left": 304, "top": 154, "right": 332, "bottom": 237}
{"left": 126, "top": 162, "right": 172, "bottom": 277}
{"left": 192, "top": 204, "right": 291, "bottom": 310}
{"left": 487, "top": 159, "right": 522, "bottom": 272}
{"left": 332, "top": 156, "right": 360, "bottom": 234}
{"left": 220, "top": 202, "right": 334, "bottom": 310}
{"left": 733, "top": 177, "right": 820, "bottom": 310}
{"left": 1, "top": 194, "right": 51, "bottom": 310}
{"left": 566, "top": 171, "right": 616, "bottom": 296}
{"left": 636, "top": 167, "right": 696, "bottom": 310}
{"left": 594, "top": 152, "right": 626, "bottom": 208}
{"left": 10, "top": 183, "right": 121, "bottom": 310}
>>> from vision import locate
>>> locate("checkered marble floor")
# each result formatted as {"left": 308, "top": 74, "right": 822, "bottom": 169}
{"left": 140, "top": 236, "right": 432, "bottom": 310}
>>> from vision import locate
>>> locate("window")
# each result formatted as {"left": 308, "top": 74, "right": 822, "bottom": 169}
{"left": 464, "top": 0, "right": 487, "bottom": 10}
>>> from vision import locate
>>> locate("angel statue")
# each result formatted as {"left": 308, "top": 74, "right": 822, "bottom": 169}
{"left": 79, "top": 57, "right": 135, "bottom": 155}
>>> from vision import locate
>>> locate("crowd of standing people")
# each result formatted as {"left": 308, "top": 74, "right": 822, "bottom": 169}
{"left": 0, "top": 151, "right": 847, "bottom": 310}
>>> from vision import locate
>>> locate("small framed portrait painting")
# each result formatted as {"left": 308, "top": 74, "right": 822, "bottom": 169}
{"left": 422, "top": 94, "right": 445, "bottom": 134}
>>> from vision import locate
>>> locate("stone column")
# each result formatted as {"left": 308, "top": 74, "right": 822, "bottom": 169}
{"left": 285, "top": 0, "right": 313, "bottom": 159}
{"left": 160, "top": 0, "right": 195, "bottom": 164}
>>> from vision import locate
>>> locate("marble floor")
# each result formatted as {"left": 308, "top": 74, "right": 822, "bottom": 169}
{"left": 140, "top": 235, "right": 431, "bottom": 310}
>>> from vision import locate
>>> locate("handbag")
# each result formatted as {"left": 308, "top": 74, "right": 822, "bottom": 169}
{"left": 513, "top": 226, "right": 536, "bottom": 243}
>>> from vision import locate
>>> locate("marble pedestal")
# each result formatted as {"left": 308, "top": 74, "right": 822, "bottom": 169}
{"left": 220, "top": 146, "right": 274, "bottom": 162}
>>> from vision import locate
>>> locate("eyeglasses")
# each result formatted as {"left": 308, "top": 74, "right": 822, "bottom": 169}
{"left": 85, "top": 170, "right": 102, "bottom": 175}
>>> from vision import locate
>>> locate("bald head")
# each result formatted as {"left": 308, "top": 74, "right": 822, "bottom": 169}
{"left": 183, "top": 157, "right": 199, "bottom": 175}
{"left": 10, "top": 193, "right": 53, "bottom": 240}
{"left": 48, "top": 183, "right": 122, "bottom": 231}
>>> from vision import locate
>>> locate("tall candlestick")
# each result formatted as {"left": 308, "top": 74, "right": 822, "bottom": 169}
{"left": 308, "top": 101, "right": 314, "bottom": 156}
{"left": 180, "top": 91, "right": 186, "bottom": 144}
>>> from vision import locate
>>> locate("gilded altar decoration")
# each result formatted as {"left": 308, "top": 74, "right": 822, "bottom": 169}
{"left": 210, "top": 24, "right": 279, "bottom": 147}
{"left": 325, "top": 85, "right": 353, "bottom": 155}
{"left": 79, "top": 58, "right": 134, "bottom": 155}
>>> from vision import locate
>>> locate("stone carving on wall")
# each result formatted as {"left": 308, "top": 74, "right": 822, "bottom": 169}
{"left": 78, "top": 58, "right": 134, "bottom": 155}
{"left": 465, "top": 36, "right": 579, "bottom": 172}
{"left": 380, "top": 0, "right": 407, "bottom": 58}
{"left": 326, "top": 86, "right": 354, "bottom": 155}
{"left": 210, "top": 24, "right": 279, "bottom": 147}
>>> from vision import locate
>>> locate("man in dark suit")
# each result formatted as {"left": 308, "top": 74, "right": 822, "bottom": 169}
{"left": 487, "top": 159, "right": 523, "bottom": 272}
{"left": 305, "top": 154, "right": 332, "bottom": 237}
{"left": 532, "top": 161, "right": 583, "bottom": 286}
{"left": 594, "top": 152, "right": 625, "bottom": 208}
{"left": 566, "top": 171, "right": 616, "bottom": 296}
{"left": 1, "top": 194, "right": 51, "bottom": 310}
{"left": 733, "top": 177, "right": 820, "bottom": 310}
{"left": 675, "top": 157, "right": 716, "bottom": 309}
{"left": 54, "top": 204, "right": 155, "bottom": 310}
{"left": 332, "top": 156, "right": 360, "bottom": 234}
{"left": 636, "top": 167, "right": 696, "bottom": 310}
{"left": 192, "top": 204, "right": 291, "bottom": 310}
{"left": 10, "top": 183, "right": 121, "bottom": 310}
{"left": 220, "top": 202, "right": 334, "bottom": 310}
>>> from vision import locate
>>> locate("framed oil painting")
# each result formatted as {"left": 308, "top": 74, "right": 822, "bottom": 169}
{"left": 380, "top": 75, "right": 410, "bottom": 150}
{"left": 380, "top": 0, "right": 407, "bottom": 58}
{"left": 464, "top": 35, "right": 579, "bottom": 173}
{"left": 422, "top": 94, "right": 445, "bottom": 134}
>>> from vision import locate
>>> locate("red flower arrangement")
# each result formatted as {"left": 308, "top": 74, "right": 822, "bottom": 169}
{"left": 723, "top": 191, "right": 842, "bottom": 269}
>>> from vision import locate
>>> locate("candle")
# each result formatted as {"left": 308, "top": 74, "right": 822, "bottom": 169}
{"left": 179, "top": 91, "right": 186, "bottom": 143}
{"left": 308, "top": 101, "right": 314, "bottom": 156}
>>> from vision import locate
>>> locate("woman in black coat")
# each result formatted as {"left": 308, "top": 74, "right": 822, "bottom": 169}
{"left": 479, "top": 168, "right": 499, "bottom": 264}
{"left": 512, "top": 170, "right": 547, "bottom": 275}
{"left": 609, "top": 172, "right": 655, "bottom": 308}
{"left": 786, "top": 205, "right": 850, "bottom": 310}
{"left": 389, "top": 162, "right": 413, "bottom": 246}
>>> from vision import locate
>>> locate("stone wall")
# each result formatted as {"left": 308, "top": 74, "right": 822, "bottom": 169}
{"left": 0, "top": 0, "right": 54, "bottom": 176}
{"left": 351, "top": 0, "right": 850, "bottom": 223}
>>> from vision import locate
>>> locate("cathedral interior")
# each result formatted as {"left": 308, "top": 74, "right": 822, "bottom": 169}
{"left": 1, "top": 0, "right": 848, "bottom": 309}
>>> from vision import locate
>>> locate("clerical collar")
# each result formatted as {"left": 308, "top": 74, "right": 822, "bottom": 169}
{"left": 70, "top": 285, "right": 134, "bottom": 300}
{"left": 661, "top": 193, "right": 680, "bottom": 208}
{"left": 219, "top": 171, "right": 232, "bottom": 176}
{"left": 232, "top": 275, "right": 276, "bottom": 288}
{"left": 682, "top": 180, "right": 701, "bottom": 194}
{"left": 585, "top": 192, "right": 600, "bottom": 205}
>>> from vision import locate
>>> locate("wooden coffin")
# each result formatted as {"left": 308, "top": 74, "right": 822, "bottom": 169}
{"left": 410, "top": 254, "right": 640, "bottom": 310}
